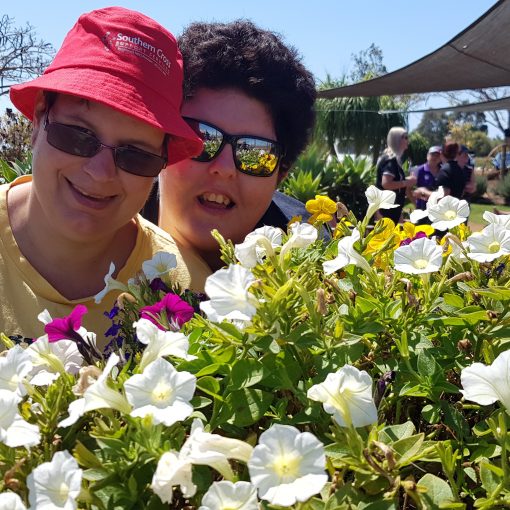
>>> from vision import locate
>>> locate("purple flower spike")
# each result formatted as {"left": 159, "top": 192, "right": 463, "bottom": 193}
{"left": 45, "top": 304, "right": 88, "bottom": 342}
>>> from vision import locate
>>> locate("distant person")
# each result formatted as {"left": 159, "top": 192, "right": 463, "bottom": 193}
{"left": 456, "top": 145, "right": 476, "bottom": 198}
{"left": 1, "top": 7, "right": 211, "bottom": 342}
{"left": 375, "top": 127, "right": 416, "bottom": 223}
{"left": 490, "top": 128, "right": 510, "bottom": 174}
{"left": 412, "top": 145, "right": 442, "bottom": 210}
{"left": 436, "top": 142, "right": 469, "bottom": 199}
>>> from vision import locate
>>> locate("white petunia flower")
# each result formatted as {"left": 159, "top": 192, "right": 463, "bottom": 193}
{"left": 27, "top": 450, "right": 82, "bottom": 510}
{"left": 461, "top": 349, "right": 510, "bottom": 412}
{"left": 124, "top": 358, "right": 196, "bottom": 426}
{"left": 428, "top": 195, "right": 470, "bottom": 231}
{"left": 151, "top": 419, "right": 253, "bottom": 504}
{"left": 135, "top": 318, "right": 196, "bottom": 371}
{"left": 182, "top": 419, "right": 253, "bottom": 480}
{"left": 410, "top": 187, "right": 446, "bottom": 224}
{"left": 365, "top": 185, "right": 398, "bottom": 221}
{"left": 307, "top": 365, "right": 378, "bottom": 428}
{"left": 151, "top": 451, "right": 194, "bottom": 504}
{"left": 235, "top": 226, "right": 283, "bottom": 268}
{"left": 37, "top": 309, "right": 53, "bottom": 325}
{"left": 59, "top": 353, "right": 130, "bottom": 428}
{"left": 199, "top": 481, "right": 258, "bottom": 510}
{"left": 0, "top": 345, "right": 33, "bottom": 396}
{"left": 323, "top": 228, "right": 371, "bottom": 275}
{"left": 142, "top": 251, "right": 178, "bottom": 283}
{"left": 483, "top": 211, "right": 510, "bottom": 229}
{"left": 200, "top": 265, "right": 258, "bottom": 323}
{"left": 393, "top": 237, "right": 443, "bottom": 274}
{"left": 248, "top": 424, "right": 327, "bottom": 507}
{"left": 0, "top": 492, "right": 27, "bottom": 510}
{"left": 279, "top": 222, "right": 318, "bottom": 260}
{"left": 0, "top": 390, "right": 40, "bottom": 447}
{"left": 465, "top": 223, "right": 510, "bottom": 262}
{"left": 28, "top": 336, "right": 83, "bottom": 386}
{"left": 94, "top": 262, "right": 128, "bottom": 304}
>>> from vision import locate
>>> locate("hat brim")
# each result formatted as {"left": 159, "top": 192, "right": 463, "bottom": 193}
{"left": 10, "top": 67, "right": 203, "bottom": 165}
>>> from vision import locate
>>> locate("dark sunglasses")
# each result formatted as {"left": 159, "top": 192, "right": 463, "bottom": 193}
{"left": 43, "top": 109, "right": 167, "bottom": 177}
{"left": 184, "top": 117, "right": 283, "bottom": 177}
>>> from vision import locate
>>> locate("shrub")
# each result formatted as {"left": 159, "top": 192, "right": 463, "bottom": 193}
{"left": 0, "top": 108, "right": 32, "bottom": 162}
{"left": 496, "top": 173, "right": 510, "bottom": 204}
{"left": 470, "top": 173, "right": 488, "bottom": 202}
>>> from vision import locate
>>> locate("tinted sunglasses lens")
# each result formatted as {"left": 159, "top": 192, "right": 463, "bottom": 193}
{"left": 46, "top": 123, "right": 100, "bottom": 157}
{"left": 191, "top": 122, "right": 223, "bottom": 162}
{"left": 115, "top": 148, "right": 165, "bottom": 177}
{"left": 235, "top": 138, "right": 279, "bottom": 176}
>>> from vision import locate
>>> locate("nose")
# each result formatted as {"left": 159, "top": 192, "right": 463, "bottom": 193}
{"left": 82, "top": 146, "right": 118, "bottom": 182}
{"left": 208, "top": 143, "right": 237, "bottom": 179}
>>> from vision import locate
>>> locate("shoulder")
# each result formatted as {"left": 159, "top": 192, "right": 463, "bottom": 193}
{"left": 257, "top": 191, "right": 309, "bottom": 230}
{"left": 136, "top": 214, "right": 178, "bottom": 250}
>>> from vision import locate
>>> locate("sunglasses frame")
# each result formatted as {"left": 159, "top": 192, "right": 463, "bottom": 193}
{"left": 184, "top": 116, "right": 283, "bottom": 177}
{"left": 43, "top": 108, "right": 168, "bottom": 177}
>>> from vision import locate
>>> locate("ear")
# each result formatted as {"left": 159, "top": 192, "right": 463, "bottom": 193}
{"left": 31, "top": 91, "right": 48, "bottom": 145}
{"left": 276, "top": 169, "right": 288, "bottom": 186}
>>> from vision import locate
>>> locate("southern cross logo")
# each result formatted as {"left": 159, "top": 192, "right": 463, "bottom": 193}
{"left": 102, "top": 31, "right": 172, "bottom": 75}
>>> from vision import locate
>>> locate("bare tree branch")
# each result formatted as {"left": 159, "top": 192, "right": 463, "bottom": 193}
{"left": 0, "top": 14, "right": 54, "bottom": 96}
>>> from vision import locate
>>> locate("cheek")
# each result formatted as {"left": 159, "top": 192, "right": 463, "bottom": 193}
{"left": 122, "top": 174, "right": 153, "bottom": 205}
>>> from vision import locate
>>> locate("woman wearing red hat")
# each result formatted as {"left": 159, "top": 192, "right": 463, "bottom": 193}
{"left": 0, "top": 7, "right": 211, "bottom": 344}
{"left": 142, "top": 20, "right": 317, "bottom": 272}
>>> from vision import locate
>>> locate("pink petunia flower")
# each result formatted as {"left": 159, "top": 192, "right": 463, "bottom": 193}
{"left": 140, "top": 294, "right": 194, "bottom": 330}
{"left": 45, "top": 305, "right": 88, "bottom": 343}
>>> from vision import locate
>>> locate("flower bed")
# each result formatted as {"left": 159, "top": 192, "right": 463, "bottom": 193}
{"left": 2, "top": 186, "right": 510, "bottom": 509}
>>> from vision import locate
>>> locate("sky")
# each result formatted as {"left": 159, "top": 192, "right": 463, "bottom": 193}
{"left": 2, "top": 0, "right": 499, "bottom": 133}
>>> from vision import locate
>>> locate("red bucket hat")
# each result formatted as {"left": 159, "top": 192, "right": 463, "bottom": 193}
{"left": 10, "top": 6, "right": 202, "bottom": 165}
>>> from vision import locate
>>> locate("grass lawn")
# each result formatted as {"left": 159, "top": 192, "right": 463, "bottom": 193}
{"left": 469, "top": 202, "right": 510, "bottom": 231}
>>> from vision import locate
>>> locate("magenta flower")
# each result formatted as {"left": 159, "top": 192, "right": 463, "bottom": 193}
{"left": 45, "top": 305, "right": 88, "bottom": 343}
{"left": 140, "top": 294, "right": 195, "bottom": 330}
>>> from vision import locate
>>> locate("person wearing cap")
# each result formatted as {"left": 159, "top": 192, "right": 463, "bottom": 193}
{"left": 1, "top": 7, "right": 211, "bottom": 343}
{"left": 141, "top": 20, "right": 316, "bottom": 271}
{"left": 411, "top": 146, "right": 442, "bottom": 210}
{"left": 436, "top": 142, "right": 471, "bottom": 199}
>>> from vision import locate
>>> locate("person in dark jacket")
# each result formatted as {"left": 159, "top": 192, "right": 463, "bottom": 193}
{"left": 375, "top": 127, "right": 416, "bottom": 224}
{"left": 436, "top": 142, "right": 469, "bottom": 199}
{"left": 141, "top": 20, "right": 317, "bottom": 271}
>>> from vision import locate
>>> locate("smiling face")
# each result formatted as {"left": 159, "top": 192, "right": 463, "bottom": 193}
{"left": 29, "top": 94, "right": 164, "bottom": 244}
{"left": 159, "top": 88, "right": 283, "bottom": 265}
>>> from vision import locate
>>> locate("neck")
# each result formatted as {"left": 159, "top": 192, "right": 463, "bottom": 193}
{"left": 198, "top": 249, "right": 224, "bottom": 272}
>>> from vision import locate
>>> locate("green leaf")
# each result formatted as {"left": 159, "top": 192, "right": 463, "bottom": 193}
{"left": 443, "top": 293, "right": 464, "bottom": 308}
{"left": 392, "top": 433, "right": 425, "bottom": 465}
{"left": 422, "top": 404, "right": 441, "bottom": 424}
{"left": 196, "top": 376, "right": 221, "bottom": 397}
{"left": 417, "top": 350, "right": 439, "bottom": 377}
{"left": 480, "top": 458, "right": 503, "bottom": 494}
{"left": 228, "top": 358, "right": 268, "bottom": 389}
{"left": 223, "top": 388, "right": 273, "bottom": 426}
{"left": 417, "top": 473, "right": 455, "bottom": 507}
{"left": 74, "top": 441, "right": 104, "bottom": 469}
{"left": 378, "top": 421, "right": 415, "bottom": 443}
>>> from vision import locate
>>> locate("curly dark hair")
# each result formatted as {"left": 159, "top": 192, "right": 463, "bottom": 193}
{"left": 178, "top": 20, "right": 316, "bottom": 173}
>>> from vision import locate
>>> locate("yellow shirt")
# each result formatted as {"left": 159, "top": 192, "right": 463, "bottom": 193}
{"left": 0, "top": 176, "right": 211, "bottom": 348}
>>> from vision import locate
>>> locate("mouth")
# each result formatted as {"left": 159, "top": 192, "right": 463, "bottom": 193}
{"left": 67, "top": 179, "right": 117, "bottom": 209}
{"left": 198, "top": 192, "right": 235, "bottom": 210}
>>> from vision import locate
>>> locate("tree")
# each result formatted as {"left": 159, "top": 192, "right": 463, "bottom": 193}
{"left": 442, "top": 87, "right": 510, "bottom": 136}
{"left": 350, "top": 43, "right": 387, "bottom": 82}
{"left": 415, "top": 111, "right": 450, "bottom": 146}
{"left": 0, "top": 14, "right": 54, "bottom": 96}
{"left": 0, "top": 107, "right": 32, "bottom": 161}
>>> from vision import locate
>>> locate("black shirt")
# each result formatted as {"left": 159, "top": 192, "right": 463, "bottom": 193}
{"left": 436, "top": 160, "right": 468, "bottom": 199}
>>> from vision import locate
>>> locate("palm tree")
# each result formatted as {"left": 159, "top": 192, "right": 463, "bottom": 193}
{"left": 315, "top": 76, "right": 406, "bottom": 166}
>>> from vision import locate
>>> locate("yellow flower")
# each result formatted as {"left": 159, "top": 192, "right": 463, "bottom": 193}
{"left": 288, "top": 215, "right": 302, "bottom": 227}
{"left": 306, "top": 195, "right": 337, "bottom": 224}
{"left": 364, "top": 218, "right": 398, "bottom": 255}
{"left": 396, "top": 222, "right": 435, "bottom": 241}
